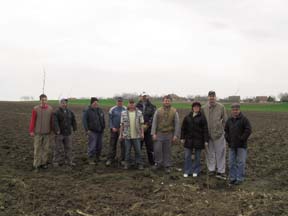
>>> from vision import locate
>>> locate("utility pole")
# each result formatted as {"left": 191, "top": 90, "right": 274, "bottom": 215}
{"left": 42, "top": 66, "right": 46, "bottom": 94}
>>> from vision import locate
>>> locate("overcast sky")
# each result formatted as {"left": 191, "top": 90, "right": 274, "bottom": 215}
{"left": 1, "top": 0, "right": 287, "bottom": 101}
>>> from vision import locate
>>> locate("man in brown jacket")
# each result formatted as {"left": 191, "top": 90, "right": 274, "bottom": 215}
{"left": 203, "top": 91, "right": 228, "bottom": 179}
{"left": 29, "top": 94, "right": 53, "bottom": 171}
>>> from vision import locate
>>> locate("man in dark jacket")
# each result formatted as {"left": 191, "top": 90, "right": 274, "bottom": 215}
{"left": 181, "top": 101, "right": 209, "bottom": 178}
{"left": 136, "top": 92, "right": 156, "bottom": 165}
{"left": 53, "top": 98, "right": 77, "bottom": 167}
{"left": 225, "top": 103, "right": 252, "bottom": 185}
{"left": 82, "top": 97, "right": 106, "bottom": 165}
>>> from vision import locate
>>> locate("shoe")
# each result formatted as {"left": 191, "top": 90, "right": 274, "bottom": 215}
{"left": 138, "top": 164, "right": 144, "bottom": 170}
{"left": 33, "top": 167, "right": 40, "bottom": 173}
{"left": 229, "top": 179, "right": 237, "bottom": 185}
{"left": 69, "top": 162, "right": 76, "bottom": 167}
{"left": 41, "top": 164, "right": 48, "bottom": 169}
{"left": 208, "top": 171, "right": 215, "bottom": 176}
{"left": 192, "top": 173, "right": 198, "bottom": 178}
{"left": 88, "top": 159, "right": 96, "bottom": 165}
{"left": 216, "top": 173, "right": 227, "bottom": 180}
{"left": 53, "top": 163, "right": 59, "bottom": 167}
{"left": 105, "top": 160, "right": 112, "bottom": 167}
{"left": 165, "top": 167, "right": 171, "bottom": 174}
{"left": 123, "top": 163, "right": 129, "bottom": 170}
{"left": 183, "top": 173, "right": 189, "bottom": 178}
{"left": 151, "top": 164, "right": 160, "bottom": 171}
{"left": 234, "top": 180, "right": 243, "bottom": 185}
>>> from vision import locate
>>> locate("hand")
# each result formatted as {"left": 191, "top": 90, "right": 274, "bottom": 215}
{"left": 172, "top": 136, "right": 177, "bottom": 143}
{"left": 56, "top": 131, "right": 60, "bottom": 135}
{"left": 119, "top": 134, "right": 124, "bottom": 141}
{"left": 112, "top": 128, "right": 118, "bottom": 132}
{"left": 141, "top": 133, "right": 144, "bottom": 140}
{"left": 30, "top": 132, "right": 35, "bottom": 137}
{"left": 152, "top": 134, "right": 157, "bottom": 141}
{"left": 180, "top": 139, "right": 185, "bottom": 144}
{"left": 86, "top": 130, "right": 91, "bottom": 137}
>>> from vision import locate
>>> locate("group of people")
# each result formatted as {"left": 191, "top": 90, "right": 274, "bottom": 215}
{"left": 29, "top": 91, "right": 252, "bottom": 185}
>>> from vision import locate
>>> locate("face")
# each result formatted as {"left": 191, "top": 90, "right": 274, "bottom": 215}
{"left": 128, "top": 102, "right": 135, "bottom": 110}
{"left": 208, "top": 95, "right": 216, "bottom": 105}
{"left": 91, "top": 101, "right": 98, "bottom": 108}
{"left": 231, "top": 108, "right": 240, "bottom": 117}
{"left": 142, "top": 95, "right": 148, "bottom": 102}
{"left": 61, "top": 101, "right": 68, "bottom": 109}
{"left": 163, "top": 98, "right": 171, "bottom": 107}
{"left": 192, "top": 105, "right": 200, "bottom": 113}
{"left": 40, "top": 97, "right": 48, "bottom": 106}
{"left": 117, "top": 100, "right": 123, "bottom": 107}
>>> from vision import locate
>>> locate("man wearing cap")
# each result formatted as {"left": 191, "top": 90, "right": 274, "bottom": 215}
{"left": 53, "top": 98, "right": 77, "bottom": 167}
{"left": 105, "top": 97, "right": 126, "bottom": 167}
{"left": 225, "top": 103, "right": 252, "bottom": 185}
{"left": 82, "top": 97, "right": 106, "bottom": 165}
{"left": 151, "top": 95, "right": 180, "bottom": 174}
{"left": 29, "top": 94, "right": 53, "bottom": 171}
{"left": 120, "top": 98, "right": 145, "bottom": 170}
{"left": 203, "top": 91, "right": 228, "bottom": 179}
{"left": 136, "top": 92, "right": 156, "bottom": 166}
{"left": 181, "top": 101, "right": 209, "bottom": 178}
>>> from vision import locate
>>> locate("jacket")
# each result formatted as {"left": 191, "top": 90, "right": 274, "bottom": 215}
{"left": 120, "top": 109, "right": 144, "bottom": 139}
{"left": 181, "top": 111, "right": 209, "bottom": 149}
{"left": 109, "top": 105, "right": 126, "bottom": 129}
{"left": 224, "top": 112, "right": 252, "bottom": 148}
{"left": 82, "top": 106, "right": 105, "bottom": 133}
{"left": 203, "top": 102, "right": 227, "bottom": 140}
{"left": 29, "top": 104, "right": 53, "bottom": 134}
{"left": 136, "top": 100, "right": 156, "bottom": 126}
{"left": 54, "top": 107, "right": 77, "bottom": 136}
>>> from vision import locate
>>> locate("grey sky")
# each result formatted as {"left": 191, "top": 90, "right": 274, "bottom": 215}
{"left": 0, "top": 0, "right": 287, "bottom": 100}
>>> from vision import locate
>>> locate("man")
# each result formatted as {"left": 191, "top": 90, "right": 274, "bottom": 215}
{"left": 120, "top": 99, "right": 144, "bottom": 170}
{"left": 136, "top": 92, "right": 156, "bottom": 166}
{"left": 106, "top": 97, "right": 126, "bottom": 167}
{"left": 151, "top": 95, "right": 180, "bottom": 174}
{"left": 53, "top": 98, "right": 77, "bottom": 167}
{"left": 225, "top": 103, "right": 252, "bottom": 185}
{"left": 82, "top": 97, "right": 105, "bottom": 165}
{"left": 203, "top": 91, "right": 228, "bottom": 179}
{"left": 29, "top": 94, "right": 53, "bottom": 171}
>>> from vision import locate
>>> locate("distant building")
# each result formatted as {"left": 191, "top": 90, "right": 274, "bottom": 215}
{"left": 255, "top": 96, "right": 268, "bottom": 103}
{"left": 228, "top": 96, "right": 241, "bottom": 103}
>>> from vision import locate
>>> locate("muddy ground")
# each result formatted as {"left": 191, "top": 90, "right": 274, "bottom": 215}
{"left": 0, "top": 101, "right": 287, "bottom": 216}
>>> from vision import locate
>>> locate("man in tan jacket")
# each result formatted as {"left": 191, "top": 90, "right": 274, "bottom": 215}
{"left": 203, "top": 91, "right": 228, "bottom": 179}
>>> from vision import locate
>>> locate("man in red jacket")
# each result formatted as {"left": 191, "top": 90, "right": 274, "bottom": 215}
{"left": 29, "top": 94, "right": 53, "bottom": 171}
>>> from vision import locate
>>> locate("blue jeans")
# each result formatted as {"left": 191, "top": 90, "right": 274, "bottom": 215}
{"left": 87, "top": 131, "right": 103, "bottom": 158}
{"left": 229, "top": 148, "right": 247, "bottom": 182}
{"left": 184, "top": 148, "right": 202, "bottom": 175}
{"left": 125, "top": 139, "right": 143, "bottom": 165}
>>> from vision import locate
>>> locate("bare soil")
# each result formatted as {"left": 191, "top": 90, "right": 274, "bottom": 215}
{"left": 0, "top": 102, "right": 287, "bottom": 216}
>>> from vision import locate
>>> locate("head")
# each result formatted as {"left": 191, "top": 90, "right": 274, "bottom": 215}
{"left": 162, "top": 95, "right": 172, "bottom": 108}
{"left": 90, "top": 97, "right": 99, "bottom": 108}
{"left": 208, "top": 91, "right": 216, "bottom": 105}
{"left": 39, "top": 94, "right": 48, "bottom": 106}
{"left": 231, "top": 103, "right": 241, "bottom": 118}
{"left": 139, "top": 92, "right": 149, "bottom": 102}
{"left": 116, "top": 97, "right": 123, "bottom": 107}
{"left": 192, "top": 101, "right": 201, "bottom": 113}
{"left": 60, "top": 98, "right": 68, "bottom": 109}
{"left": 127, "top": 98, "right": 136, "bottom": 110}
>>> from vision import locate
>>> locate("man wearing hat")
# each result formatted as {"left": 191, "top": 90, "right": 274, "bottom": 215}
{"left": 136, "top": 92, "right": 156, "bottom": 166}
{"left": 225, "top": 103, "right": 252, "bottom": 185}
{"left": 181, "top": 101, "right": 209, "bottom": 178}
{"left": 203, "top": 91, "right": 228, "bottom": 179}
{"left": 105, "top": 97, "right": 126, "bottom": 167}
{"left": 82, "top": 97, "right": 106, "bottom": 165}
{"left": 53, "top": 98, "right": 77, "bottom": 167}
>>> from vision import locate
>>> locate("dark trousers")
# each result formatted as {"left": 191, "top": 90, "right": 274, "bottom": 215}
{"left": 53, "top": 134, "right": 73, "bottom": 164}
{"left": 87, "top": 131, "right": 103, "bottom": 159}
{"left": 141, "top": 127, "right": 155, "bottom": 165}
{"left": 107, "top": 130, "right": 125, "bottom": 161}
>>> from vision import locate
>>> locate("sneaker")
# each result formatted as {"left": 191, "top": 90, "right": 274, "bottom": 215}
{"left": 183, "top": 173, "right": 189, "bottom": 178}
{"left": 165, "top": 167, "right": 171, "bottom": 174}
{"left": 208, "top": 171, "right": 215, "bottom": 176}
{"left": 216, "top": 173, "right": 227, "bottom": 180}
{"left": 192, "top": 173, "right": 198, "bottom": 178}
{"left": 105, "top": 160, "right": 112, "bottom": 167}
{"left": 229, "top": 179, "right": 237, "bottom": 185}
{"left": 41, "top": 164, "right": 48, "bottom": 169}
{"left": 123, "top": 163, "right": 129, "bottom": 170}
{"left": 234, "top": 180, "right": 243, "bottom": 185}
{"left": 151, "top": 164, "right": 160, "bottom": 171}
{"left": 138, "top": 164, "right": 144, "bottom": 170}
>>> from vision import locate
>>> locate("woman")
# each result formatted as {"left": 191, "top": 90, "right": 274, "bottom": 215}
{"left": 181, "top": 101, "right": 209, "bottom": 177}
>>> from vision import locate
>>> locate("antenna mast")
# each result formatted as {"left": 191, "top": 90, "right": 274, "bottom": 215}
{"left": 42, "top": 66, "right": 46, "bottom": 94}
